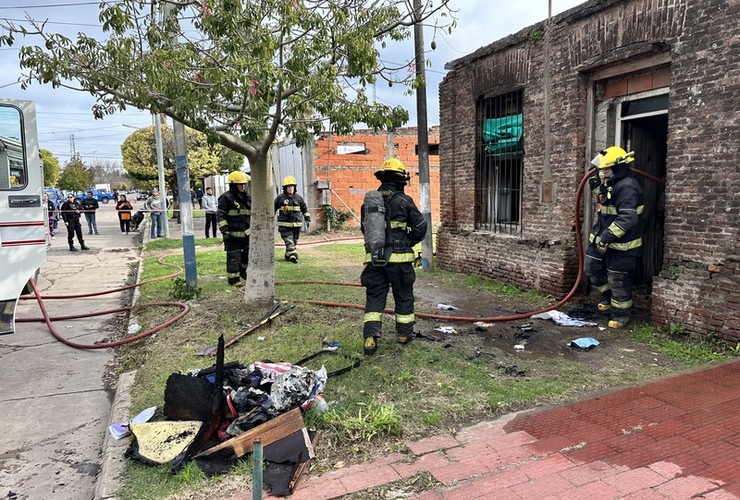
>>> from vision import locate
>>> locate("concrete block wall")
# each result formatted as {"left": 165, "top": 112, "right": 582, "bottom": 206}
{"left": 438, "top": 0, "right": 740, "bottom": 340}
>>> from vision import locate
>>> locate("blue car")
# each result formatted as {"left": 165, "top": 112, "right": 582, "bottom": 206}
{"left": 44, "top": 187, "right": 65, "bottom": 208}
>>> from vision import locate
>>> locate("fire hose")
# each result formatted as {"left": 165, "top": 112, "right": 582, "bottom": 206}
{"left": 278, "top": 167, "right": 664, "bottom": 323}
{"left": 18, "top": 253, "right": 190, "bottom": 350}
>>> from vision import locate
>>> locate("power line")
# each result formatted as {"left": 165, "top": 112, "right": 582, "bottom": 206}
{"left": 0, "top": 1, "right": 118, "bottom": 10}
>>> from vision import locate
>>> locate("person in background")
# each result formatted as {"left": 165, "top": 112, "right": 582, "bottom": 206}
{"left": 201, "top": 186, "right": 218, "bottom": 238}
{"left": 116, "top": 194, "right": 134, "bottom": 235}
{"left": 360, "top": 159, "right": 427, "bottom": 355}
{"left": 196, "top": 185, "right": 205, "bottom": 209}
{"left": 217, "top": 171, "right": 251, "bottom": 285}
{"left": 80, "top": 191, "right": 100, "bottom": 235}
{"left": 144, "top": 188, "right": 166, "bottom": 238}
{"left": 60, "top": 194, "right": 89, "bottom": 251}
{"left": 44, "top": 193, "right": 57, "bottom": 239}
{"left": 274, "top": 175, "right": 310, "bottom": 263}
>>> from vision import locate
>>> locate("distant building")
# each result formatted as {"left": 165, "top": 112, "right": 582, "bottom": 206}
{"left": 271, "top": 127, "right": 440, "bottom": 230}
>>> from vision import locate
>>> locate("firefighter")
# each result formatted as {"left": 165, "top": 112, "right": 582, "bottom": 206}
{"left": 274, "top": 175, "right": 311, "bottom": 263}
{"left": 360, "top": 158, "right": 427, "bottom": 355}
{"left": 217, "top": 171, "right": 252, "bottom": 285}
{"left": 585, "top": 146, "right": 644, "bottom": 329}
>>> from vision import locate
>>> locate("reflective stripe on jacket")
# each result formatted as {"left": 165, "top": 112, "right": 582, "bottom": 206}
{"left": 589, "top": 171, "right": 644, "bottom": 255}
{"left": 360, "top": 182, "right": 427, "bottom": 265}
{"left": 274, "top": 192, "right": 310, "bottom": 228}
{"left": 217, "top": 188, "right": 252, "bottom": 237}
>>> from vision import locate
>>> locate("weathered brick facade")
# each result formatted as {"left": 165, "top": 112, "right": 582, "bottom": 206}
{"left": 438, "top": 0, "right": 740, "bottom": 340}
{"left": 313, "top": 127, "right": 440, "bottom": 228}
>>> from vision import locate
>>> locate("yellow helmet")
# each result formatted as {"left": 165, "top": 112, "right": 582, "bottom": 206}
{"left": 282, "top": 175, "right": 297, "bottom": 187}
{"left": 591, "top": 146, "right": 635, "bottom": 169}
{"left": 227, "top": 171, "right": 250, "bottom": 184}
{"left": 374, "top": 158, "right": 410, "bottom": 181}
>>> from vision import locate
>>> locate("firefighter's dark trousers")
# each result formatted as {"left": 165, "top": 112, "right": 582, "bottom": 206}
{"left": 225, "top": 236, "right": 249, "bottom": 285}
{"left": 585, "top": 244, "right": 637, "bottom": 321}
{"left": 278, "top": 226, "right": 300, "bottom": 261}
{"left": 361, "top": 262, "right": 416, "bottom": 338}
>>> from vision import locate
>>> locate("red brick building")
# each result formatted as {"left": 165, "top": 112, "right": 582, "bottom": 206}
{"left": 438, "top": 0, "right": 740, "bottom": 340}
{"left": 312, "top": 127, "right": 440, "bottom": 229}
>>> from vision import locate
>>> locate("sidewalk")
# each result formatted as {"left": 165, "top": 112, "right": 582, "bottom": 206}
{"left": 228, "top": 360, "right": 740, "bottom": 499}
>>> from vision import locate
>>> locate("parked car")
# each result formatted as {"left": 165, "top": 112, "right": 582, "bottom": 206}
{"left": 74, "top": 189, "right": 115, "bottom": 204}
{"left": 44, "top": 187, "right": 65, "bottom": 208}
{"left": 136, "top": 191, "right": 148, "bottom": 201}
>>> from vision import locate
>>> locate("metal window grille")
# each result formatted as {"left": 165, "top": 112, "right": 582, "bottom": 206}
{"left": 475, "top": 91, "right": 523, "bottom": 234}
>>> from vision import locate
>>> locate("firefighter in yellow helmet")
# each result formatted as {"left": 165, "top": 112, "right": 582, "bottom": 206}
{"left": 360, "top": 158, "right": 427, "bottom": 355}
{"left": 217, "top": 171, "right": 252, "bottom": 285}
{"left": 274, "top": 175, "right": 311, "bottom": 263}
{"left": 585, "top": 146, "right": 644, "bottom": 329}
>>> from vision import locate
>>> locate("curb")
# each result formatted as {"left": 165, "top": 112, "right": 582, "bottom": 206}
{"left": 95, "top": 370, "right": 136, "bottom": 500}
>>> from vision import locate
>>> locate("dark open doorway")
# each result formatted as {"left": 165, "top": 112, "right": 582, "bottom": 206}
{"left": 621, "top": 113, "right": 668, "bottom": 290}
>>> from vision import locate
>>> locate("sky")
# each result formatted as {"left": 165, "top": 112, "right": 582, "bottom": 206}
{"left": 0, "top": 0, "right": 585, "bottom": 167}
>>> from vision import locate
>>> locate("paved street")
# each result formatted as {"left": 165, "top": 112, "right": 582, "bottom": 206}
{"left": 0, "top": 202, "right": 141, "bottom": 500}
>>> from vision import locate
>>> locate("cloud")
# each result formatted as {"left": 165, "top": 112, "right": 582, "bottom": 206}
{"left": 1, "top": 0, "right": 585, "bottom": 163}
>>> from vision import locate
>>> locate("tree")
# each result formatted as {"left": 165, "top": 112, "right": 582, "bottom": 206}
{"left": 40, "top": 148, "right": 60, "bottom": 187}
{"left": 58, "top": 156, "right": 92, "bottom": 192}
{"left": 120, "top": 123, "right": 241, "bottom": 199}
{"left": 1, "top": 0, "right": 454, "bottom": 306}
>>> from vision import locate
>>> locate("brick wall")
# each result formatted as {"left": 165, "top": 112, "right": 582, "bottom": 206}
{"left": 313, "top": 127, "right": 440, "bottom": 228}
{"left": 439, "top": 0, "right": 740, "bottom": 340}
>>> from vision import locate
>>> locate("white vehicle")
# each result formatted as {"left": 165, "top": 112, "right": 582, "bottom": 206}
{"left": 0, "top": 99, "right": 46, "bottom": 335}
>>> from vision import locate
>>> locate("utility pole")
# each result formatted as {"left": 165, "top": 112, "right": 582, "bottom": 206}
{"left": 153, "top": 113, "right": 169, "bottom": 238}
{"left": 163, "top": 2, "right": 197, "bottom": 286}
{"left": 413, "top": 0, "right": 433, "bottom": 270}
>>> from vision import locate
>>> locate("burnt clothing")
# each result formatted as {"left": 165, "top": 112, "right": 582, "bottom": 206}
{"left": 586, "top": 167, "right": 644, "bottom": 317}
{"left": 275, "top": 190, "right": 310, "bottom": 262}
{"left": 360, "top": 181, "right": 427, "bottom": 338}
{"left": 217, "top": 187, "right": 251, "bottom": 284}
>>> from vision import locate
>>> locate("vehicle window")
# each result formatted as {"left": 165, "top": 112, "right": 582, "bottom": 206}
{"left": 0, "top": 105, "right": 27, "bottom": 190}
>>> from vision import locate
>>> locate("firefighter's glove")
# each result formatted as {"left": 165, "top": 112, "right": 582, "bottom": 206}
{"left": 222, "top": 231, "right": 233, "bottom": 242}
{"left": 305, "top": 221, "right": 310, "bottom": 230}
{"left": 596, "top": 242, "right": 608, "bottom": 255}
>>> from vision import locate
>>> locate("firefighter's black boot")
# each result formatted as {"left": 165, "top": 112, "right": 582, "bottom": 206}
{"left": 81, "top": 244, "right": 90, "bottom": 250}
{"left": 69, "top": 245, "right": 78, "bottom": 251}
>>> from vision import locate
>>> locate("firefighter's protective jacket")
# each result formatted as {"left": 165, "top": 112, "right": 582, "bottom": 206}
{"left": 589, "top": 170, "right": 644, "bottom": 256}
{"left": 361, "top": 182, "right": 427, "bottom": 264}
{"left": 274, "top": 191, "right": 310, "bottom": 228}
{"left": 217, "top": 188, "right": 251, "bottom": 238}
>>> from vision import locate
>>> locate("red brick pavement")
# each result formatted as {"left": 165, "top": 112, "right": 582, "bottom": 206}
{"left": 230, "top": 360, "right": 740, "bottom": 499}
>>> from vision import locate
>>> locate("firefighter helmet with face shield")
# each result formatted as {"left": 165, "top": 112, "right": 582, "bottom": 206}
{"left": 374, "top": 158, "right": 410, "bottom": 182}
{"left": 591, "top": 146, "right": 635, "bottom": 169}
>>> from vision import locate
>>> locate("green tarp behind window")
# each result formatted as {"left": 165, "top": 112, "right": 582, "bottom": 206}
{"left": 483, "top": 114, "right": 522, "bottom": 156}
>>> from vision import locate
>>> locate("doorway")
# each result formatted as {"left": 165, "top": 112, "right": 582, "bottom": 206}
{"left": 617, "top": 92, "right": 668, "bottom": 289}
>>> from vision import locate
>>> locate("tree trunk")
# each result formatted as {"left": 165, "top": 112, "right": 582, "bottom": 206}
{"left": 244, "top": 155, "right": 276, "bottom": 307}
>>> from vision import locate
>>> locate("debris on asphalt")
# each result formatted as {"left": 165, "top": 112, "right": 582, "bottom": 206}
{"left": 434, "top": 325, "right": 457, "bottom": 335}
{"left": 473, "top": 321, "right": 494, "bottom": 331}
{"left": 436, "top": 303, "right": 459, "bottom": 310}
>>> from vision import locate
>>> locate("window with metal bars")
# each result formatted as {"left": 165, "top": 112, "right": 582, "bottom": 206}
{"left": 475, "top": 91, "right": 523, "bottom": 234}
